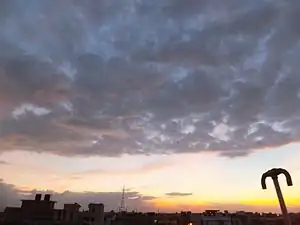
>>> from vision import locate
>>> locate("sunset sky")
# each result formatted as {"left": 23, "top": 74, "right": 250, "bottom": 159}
{"left": 1, "top": 0, "right": 300, "bottom": 213}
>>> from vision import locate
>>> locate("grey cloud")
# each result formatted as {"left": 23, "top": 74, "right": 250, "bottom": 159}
{"left": 219, "top": 151, "right": 250, "bottom": 159}
{"left": 0, "top": 160, "right": 9, "bottom": 165}
{"left": 0, "top": 179, "right": 20, "bottom": 211}
{"left": 43, "top": 191, "right": 155, "bottom": 211}
{"left": 162, "top": 0, "right": 208, "bottom": 18}
{"left": 0, "top": 0, "right": 299, "bottom": 157}
{"left": 165, "top": 192, "right": 193, "bottom": 197}
{"left": 0, "top": 55, "right": 71, "bottom": 118}
{"left": 0, "top": 179, "right": 155, "bottom": 212}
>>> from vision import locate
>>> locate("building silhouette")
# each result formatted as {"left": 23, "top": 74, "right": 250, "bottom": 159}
{"left": 1, "top": 194, "right": 104, "bottom": 225}
{"left": 1, "top": 195, "right": 300, "bottom": 225}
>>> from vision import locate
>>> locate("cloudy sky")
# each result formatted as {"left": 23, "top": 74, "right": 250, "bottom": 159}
{"left": 1, "top": 0, "right": 300, "bottom": 213}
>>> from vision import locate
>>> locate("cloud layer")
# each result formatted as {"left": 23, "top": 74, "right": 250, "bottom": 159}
{"left": 165, "top": 192, "right": 193, "bottom": 197}
{"left": 1, "top": 0, "right": 300, "bottom": 157}
{"left": 0, "top": 179, "right": 154, "bottom": 212}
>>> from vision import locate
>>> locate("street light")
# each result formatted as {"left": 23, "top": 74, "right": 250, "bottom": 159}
{"left": 261, "top": 168, "right": 293, "bottom": 225}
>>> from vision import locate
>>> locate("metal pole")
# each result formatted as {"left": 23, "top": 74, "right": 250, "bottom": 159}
{"left": 272, "top": 177, "right": 291, "bottom": 225}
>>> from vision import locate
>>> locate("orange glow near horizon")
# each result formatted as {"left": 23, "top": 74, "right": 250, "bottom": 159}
{"left": 1, "top": 143, "right": 300, "bottom": 212}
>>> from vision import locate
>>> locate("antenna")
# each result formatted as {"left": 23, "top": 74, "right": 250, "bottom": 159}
{"left": 119, "top": 185, "right": 126, "bottom": 212}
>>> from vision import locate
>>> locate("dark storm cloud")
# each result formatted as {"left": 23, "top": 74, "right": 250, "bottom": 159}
{"left": 0, "top": 0, "right": 300, "bottom": 157}
{"left": 165, "top": 192, "right": 193, "bottom": 197}
{"left": 0, "top": 180, "right": 155, "bottom": 212}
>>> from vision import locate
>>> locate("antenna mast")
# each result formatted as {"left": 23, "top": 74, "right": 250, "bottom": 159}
{"left": 119, "top": 185, "right": 126, "bottom": 212}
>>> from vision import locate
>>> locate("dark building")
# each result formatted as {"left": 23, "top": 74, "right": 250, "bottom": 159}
{"left": 1, "top": 194, "right": 104, "bottom": 225}
{"left": 2, "top": 194, "right": 55, "bottom": 225}
{"left": 21, "top": 194, "right": 56, "bottom": 223}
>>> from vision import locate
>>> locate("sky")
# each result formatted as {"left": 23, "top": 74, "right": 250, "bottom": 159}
{"left": 0, "top": 0, "right": 300, "bottom": 213}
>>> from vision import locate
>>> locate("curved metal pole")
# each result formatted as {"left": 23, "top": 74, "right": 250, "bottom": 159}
{"left": 272, "top": 176, "right": 291, "bottom": 225}
{"left": 261, "top": 168, "right": 292, "bottom": 225}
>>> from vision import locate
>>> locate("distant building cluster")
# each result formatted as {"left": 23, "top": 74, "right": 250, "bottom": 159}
{"left": 1, "top": 194, "right": 300, "bottom": 225}
{"left": 0, "top": 194, "right": 104, "bottom": 225}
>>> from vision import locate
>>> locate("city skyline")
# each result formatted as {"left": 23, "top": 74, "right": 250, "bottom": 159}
{"left": 1, "top": 0, "right": 300, "bottom": 214}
